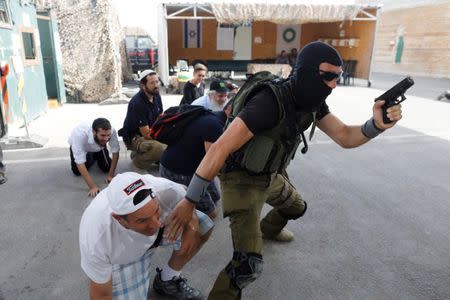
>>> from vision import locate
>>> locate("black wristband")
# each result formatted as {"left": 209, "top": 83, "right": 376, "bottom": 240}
{"left": 361, "top": 117, "right": 384, "bottom": 139}
{"left": 185, "top": 173, "right": 210, "bottom": 204}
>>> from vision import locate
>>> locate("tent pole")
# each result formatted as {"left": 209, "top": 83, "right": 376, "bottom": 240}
{"left": 158, "top": 3, "right": 170, "bottom": 88}
{"left": 367, "top": 6, "right": 381, "bottom": 87}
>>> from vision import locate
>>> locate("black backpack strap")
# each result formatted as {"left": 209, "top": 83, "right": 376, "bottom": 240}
{"left": 149, "top": 226, "right": 165, "bottom": 249}
{"left": 278, "top": 82, "right": 308, "bottom": 154}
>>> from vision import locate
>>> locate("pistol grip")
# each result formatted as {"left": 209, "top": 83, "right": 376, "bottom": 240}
{"left": 382, "top": 102, "right": 393, "bottom": 124}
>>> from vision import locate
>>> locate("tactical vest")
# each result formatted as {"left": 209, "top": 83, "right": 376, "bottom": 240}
{"left": 225, "top": 71, "right": 315, "bottom": 175}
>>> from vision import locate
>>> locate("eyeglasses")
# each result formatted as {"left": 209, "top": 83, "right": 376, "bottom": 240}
{"left": 319, "top": 70, "right": 343, "bottom": 82}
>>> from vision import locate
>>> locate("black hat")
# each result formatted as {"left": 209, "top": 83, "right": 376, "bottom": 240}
{"left": 209, "top": 79, "right": 228, "bottom": 93}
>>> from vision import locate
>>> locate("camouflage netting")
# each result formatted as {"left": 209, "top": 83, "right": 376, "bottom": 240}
{"left": 50, "top": 0, "right": 133, "bottom": 103}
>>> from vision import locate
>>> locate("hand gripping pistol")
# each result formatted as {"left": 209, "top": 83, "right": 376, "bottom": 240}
{"left": 375, "top": 76, "right": 415, "bottom": 124}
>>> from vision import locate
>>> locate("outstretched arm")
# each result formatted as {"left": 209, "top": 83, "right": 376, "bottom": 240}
{"left": 164, "top": 117, "right": 253, "bottom": 241}
{"left": 77, "top": 163, "right": 100, "bottom": 197}
{"left": 318, "top": 100, "right": 402, "bottom": 148}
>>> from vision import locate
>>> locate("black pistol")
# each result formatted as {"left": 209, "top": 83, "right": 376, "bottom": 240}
{"left": 375, "top": 76, "right": 414, "bottom": 124}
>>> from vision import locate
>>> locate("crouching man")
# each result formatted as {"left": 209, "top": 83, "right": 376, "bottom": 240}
{"left": 68, "top": 118, "right": 120, "bottom": 197}
{"left": 79, "top": 172, "right": 213, "bottom": 299}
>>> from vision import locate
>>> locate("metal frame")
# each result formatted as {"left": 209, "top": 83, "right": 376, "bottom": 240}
{"left": 20, "top": 26, "right": 40, "bottom": 66}
{"left": 164, "top": 3, "right": 380, "bottom": 21}
{"left": 354, "top": 5, "right": 380, "bottom": 21}
{"left": 165, "top": 3, "right": 215, "bottom": 20}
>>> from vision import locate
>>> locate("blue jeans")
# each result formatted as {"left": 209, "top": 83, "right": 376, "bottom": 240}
{"left": 159, "top": 164, "right": 220, "bottom": 215}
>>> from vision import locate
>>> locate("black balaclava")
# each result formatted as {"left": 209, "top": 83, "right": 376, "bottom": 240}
{"left": 290, "top": 41, "right": 343, "bottom": 112}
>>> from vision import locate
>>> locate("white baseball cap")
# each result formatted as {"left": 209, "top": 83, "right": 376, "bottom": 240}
{"left": 107, "top": 172, "right": 156, "bottom": 215}
{"left": 139, "top": 69, "right": 156, "bottom": 82}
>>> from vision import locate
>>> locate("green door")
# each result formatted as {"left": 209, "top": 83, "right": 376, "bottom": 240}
{"left": 37, "top": 17, "right": 58, "bottom": 99}
{"left": 395, "top": 35, "right": 404, "bottom": 64}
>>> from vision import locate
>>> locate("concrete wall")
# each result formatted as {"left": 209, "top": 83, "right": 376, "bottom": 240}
{"left": 372, "top": 2, "right": 450, "bottom": 78}
{"left": 0, "top": 0, "right": 49, "bottom": 127}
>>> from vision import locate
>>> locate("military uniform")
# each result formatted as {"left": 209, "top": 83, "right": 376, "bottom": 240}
{"left": 208, "top": 78, "right": 329, "bottom": 299}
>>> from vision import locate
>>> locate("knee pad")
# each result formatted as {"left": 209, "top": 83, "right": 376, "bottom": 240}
{"left": 278, "top": 200, "right": 307, "bottom": 220}
{"left": 225, "top": 251, "right": 263, "bottom": 290}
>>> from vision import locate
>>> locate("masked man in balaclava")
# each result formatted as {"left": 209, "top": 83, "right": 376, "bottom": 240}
{"left": 163, "top": 42, "right": 404, "bottom": 299}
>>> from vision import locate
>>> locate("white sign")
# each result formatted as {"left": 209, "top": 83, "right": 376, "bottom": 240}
{"left": 217, "top": 27, "right": 234, "bottom": 51}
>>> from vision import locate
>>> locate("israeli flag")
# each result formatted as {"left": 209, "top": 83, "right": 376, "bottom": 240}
{"left": 183, "top": 20, "right": 202, "bottom": 48}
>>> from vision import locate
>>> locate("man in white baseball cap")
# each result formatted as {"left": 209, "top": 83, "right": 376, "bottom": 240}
{"left": 79, "top": 172, "right": 213, "bottom": 299}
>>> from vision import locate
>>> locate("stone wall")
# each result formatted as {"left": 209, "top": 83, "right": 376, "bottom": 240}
{"left": 373, "top": 2, "right": 450, "bottom": 78}
{"left": 51, "top": 0, "right": 132, "bottom": 102}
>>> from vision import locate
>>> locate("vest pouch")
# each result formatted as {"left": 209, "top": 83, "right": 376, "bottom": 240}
{"left": 241, "top": 135, "right": 275, "bottom": 174}
{"left": 281, "top": 137, "right": 302, "bottom": 171}
{"left": 266, "top": 141, "right": 285, "bottom": 174}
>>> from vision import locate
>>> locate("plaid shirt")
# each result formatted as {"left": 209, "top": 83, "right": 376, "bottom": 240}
{"left": 110, "top": 211, "right": 212, "bottom": 299}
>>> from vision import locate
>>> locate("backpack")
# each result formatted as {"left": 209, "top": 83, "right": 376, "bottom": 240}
{"left": 228, "top": 71, "right": 282, "bottom": 124}
{"left": 149, "top": 104, "right": 211, "bottom": 145}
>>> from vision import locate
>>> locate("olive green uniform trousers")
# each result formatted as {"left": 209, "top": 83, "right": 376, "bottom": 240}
{"left": 208, "top": 171, "right": 306, "bottom": 299}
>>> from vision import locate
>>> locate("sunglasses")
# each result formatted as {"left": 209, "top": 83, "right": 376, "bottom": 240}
{"left": 319, "top": 70, "right": 343, "bottom": 81}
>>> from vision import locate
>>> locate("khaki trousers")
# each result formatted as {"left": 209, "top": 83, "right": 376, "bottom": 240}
{"left": 128, "top": 137, "right": 166, "bottom": 170}
{"left": 208, "top": 171, "right": 306, "bottom": 300}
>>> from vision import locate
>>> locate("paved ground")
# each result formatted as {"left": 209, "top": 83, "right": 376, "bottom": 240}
{"left": 1, "top": 82, "right": 450, "bottom": 299}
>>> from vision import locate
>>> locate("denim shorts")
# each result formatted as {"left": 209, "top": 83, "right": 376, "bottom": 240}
{"left": 160, "top": 164, "right": 220, "bottom": 215}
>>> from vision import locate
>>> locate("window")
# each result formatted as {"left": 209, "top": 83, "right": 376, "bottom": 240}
{"left": 125, "top": 36, "right": 136, "bottom": 49}
{"left": 20, "top": 28, "right": 39, "bottom": 65}
{"left": 22, "top": 32, "right": 36, "bottom": 59}
{"left": 137, "top": 37, "right": 152, "bottom": 49}
{"left": 0, "top": 0, "right": 11, "bottom": 25}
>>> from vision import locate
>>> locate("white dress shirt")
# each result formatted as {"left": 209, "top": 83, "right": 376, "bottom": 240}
{"left": 68, "top": 121, "right": 120, "bottom": 164}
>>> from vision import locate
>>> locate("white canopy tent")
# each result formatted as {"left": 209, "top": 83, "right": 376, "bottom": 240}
{"left": 212, "top": 3, "right": 360, "bottom": 25}
{"left": 157, "top": 0, "right": 380, "bottom": 86}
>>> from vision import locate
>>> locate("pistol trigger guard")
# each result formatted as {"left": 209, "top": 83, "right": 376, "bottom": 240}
{"left": 396, "top": 94, "right": 407, "bottom": 105}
